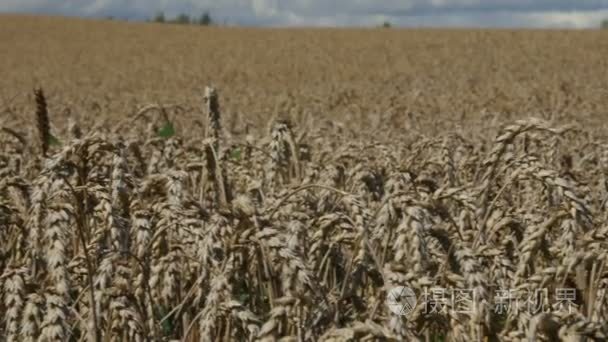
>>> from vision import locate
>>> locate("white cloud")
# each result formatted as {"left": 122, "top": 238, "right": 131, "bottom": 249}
{"left": 252, "top": 0, "right": 279, "bottom": 17}
{"left": 1, "top": 0, "right": 608, "bottom": 27}
{"left": 525, "top": 9, "right": 608, "bottom": 28}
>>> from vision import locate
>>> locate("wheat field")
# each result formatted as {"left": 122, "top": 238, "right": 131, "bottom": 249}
{"left": 1, "top": 14, "right": 608, "bottom": 341}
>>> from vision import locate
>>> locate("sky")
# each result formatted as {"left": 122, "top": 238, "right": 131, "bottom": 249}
{"left": 1, "top": 0, "right": 608, "bottom": 28}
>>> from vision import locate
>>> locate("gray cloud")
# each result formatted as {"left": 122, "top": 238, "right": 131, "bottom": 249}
{"left": 1, "top": 0, "right": 608, "bottom": 27}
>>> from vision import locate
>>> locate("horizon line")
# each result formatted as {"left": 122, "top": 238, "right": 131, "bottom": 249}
{"left": 1, "top": 12, "right": 606, "bottom": 30}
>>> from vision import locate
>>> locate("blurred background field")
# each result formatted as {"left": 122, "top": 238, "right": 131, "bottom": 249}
{"left": 2, "top": 15, "right": 608, "bottom": 138}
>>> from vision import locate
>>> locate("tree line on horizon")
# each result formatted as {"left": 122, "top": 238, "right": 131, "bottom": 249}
{"left": 151, "top": 11, "right": 213, "bottom": 26}
{"left": 148, "top": 12, "right": 392, "bottom": 28}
